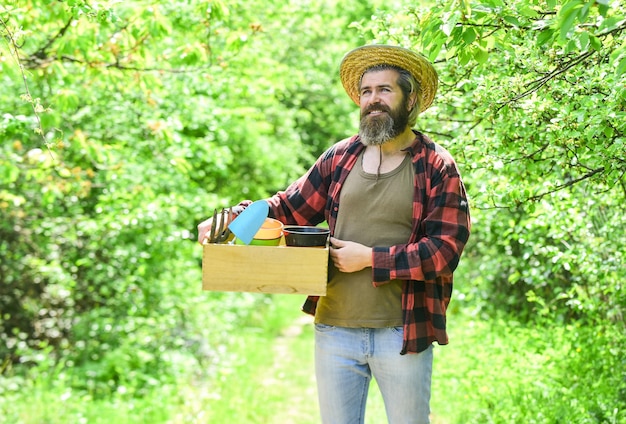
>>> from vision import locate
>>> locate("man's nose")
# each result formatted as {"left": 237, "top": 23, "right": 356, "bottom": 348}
{"left": 368, "top": 89, "right": 383, "bottom": 103}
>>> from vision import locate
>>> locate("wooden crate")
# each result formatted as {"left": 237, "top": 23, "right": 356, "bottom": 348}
{"left": 202, "top": 242, "right": 328, "bottom": 295}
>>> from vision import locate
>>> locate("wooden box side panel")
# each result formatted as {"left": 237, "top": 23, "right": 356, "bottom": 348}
{"left": 202, "top": 244, "right": 328, "bottom": 295}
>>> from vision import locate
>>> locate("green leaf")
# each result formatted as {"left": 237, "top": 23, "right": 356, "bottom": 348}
{"left": 564, "top": 39, "right": 577, "bottom": 55}
{"left": 598, "top": 16, "right": 626, "bottom": 34}
{"left": 462, "top": 28, "right": 477, "bottom": 45}
{"left": 537, "top": 29, "right": 555, "bottom": 47}
{"left": 458, "top": 48, "right": 471, "bottom": 66}
{"left": 518, "top": 6, "right": 539, "bottom": 18}
{"left": 597, "top": 3, "right": 610, "bottom": 17}
{"left": 579, "top": 1, "right": 591, "bottom": 23}
{"left": 610, "top": 45, "right": 626, "bottom": 76}
{"left": 54, "top": 89, "right": 81, "bottom": 112}
{"left": 616, "top": 55, "right": 626, "bottom": 77}
{"left": 503, "top": 15, "right": 521, "bottom": 28}
{"left": 442, "top": 10, "right": 461, "bottom": 36}
{"left": 0, "top": 162, "right": 20, "bottom": 184}
{"left": 578, "top": 31, "right": 589, "bottom": 51}
{"left": 208, "top": 0, "right": 230, "bottom": 20}
{"left": 474, "top": 45, "right": 489, "bottom": 64}
{"left": 589, "top": 34, "right": 602, "bottom": 51}
{"left": 558, "top": 0, "right": 584, "bottom": 42}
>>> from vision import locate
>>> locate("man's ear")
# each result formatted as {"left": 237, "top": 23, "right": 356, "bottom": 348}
{"left": 408, "top": 92, "right": 418, "bottom": 111}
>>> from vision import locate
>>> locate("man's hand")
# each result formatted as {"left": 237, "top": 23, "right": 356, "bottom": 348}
{"left": 329, "top": 237, "right": 373, "bottom": 273}
{"left": 197, "top": 204, "right": 248, "bottom": 244}
{"left": 197, "top": 216, "right": 215, "bottom": 244}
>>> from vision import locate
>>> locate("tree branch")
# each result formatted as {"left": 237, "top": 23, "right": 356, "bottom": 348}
{"left": 527, "top": 166, "right": 605, "bottom": 202}
{"left": 496, "top": 50, "right": 595, "bottom": 112}
{"left": 28, "top": 18, "right": 73, "bottom": 63}
{"left": 54, "top": 54, "right": 214, "bottom": 73}
{"left": 0, "top": 14, "right": 54, "bottom": 157}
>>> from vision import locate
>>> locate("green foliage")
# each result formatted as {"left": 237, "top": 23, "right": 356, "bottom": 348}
{"left": 432, "top": 313, "right": 626, "bottom": 424}
{"left": 362, "top": 5, "right": 626, "bottom": 420}
{"left": 1, "top": 0, "right": 625, "bottom": 421}
{"left": 362, "top": 0, "right": 626, "bottom": 325}
{"left": 0, "top": 0, "right": 372, "bottom": 394}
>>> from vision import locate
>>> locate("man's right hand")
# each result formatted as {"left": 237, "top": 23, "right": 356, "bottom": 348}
{"left": 197, "top": 204, "right": 248, "bottom": 244}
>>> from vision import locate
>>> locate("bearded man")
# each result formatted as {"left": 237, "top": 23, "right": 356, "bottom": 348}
{"left": 198, "top": 45, "right": 471, "bottom": 424}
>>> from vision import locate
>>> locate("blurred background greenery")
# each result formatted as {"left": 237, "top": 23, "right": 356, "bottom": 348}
{"left": 1, "top": 0, "right": 625, "bottom": 422}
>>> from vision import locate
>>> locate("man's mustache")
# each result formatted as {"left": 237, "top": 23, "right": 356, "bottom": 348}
{"left": 362, "top": 103, "right": 391, "bottom": 116}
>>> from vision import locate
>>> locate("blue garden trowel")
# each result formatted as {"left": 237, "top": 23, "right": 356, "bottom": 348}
{"left": 227, "top": 200, "right": 269, "bottom": 245}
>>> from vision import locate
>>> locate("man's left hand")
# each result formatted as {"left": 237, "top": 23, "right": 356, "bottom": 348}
{"left": 329, "top": 237, "right": 373, "bottom": 273}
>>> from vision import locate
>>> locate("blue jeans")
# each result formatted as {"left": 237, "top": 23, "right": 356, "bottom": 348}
{"left": 315, "top": 324, "right": 433, "bottom": 424}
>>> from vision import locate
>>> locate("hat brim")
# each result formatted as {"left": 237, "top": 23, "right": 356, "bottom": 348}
{"left": 340, "top": 45, "right": 438, "bottom": 112}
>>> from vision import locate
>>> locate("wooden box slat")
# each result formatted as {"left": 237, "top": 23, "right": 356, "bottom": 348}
{"left": 202, "top": 243, "right": 328, "bottom": 295}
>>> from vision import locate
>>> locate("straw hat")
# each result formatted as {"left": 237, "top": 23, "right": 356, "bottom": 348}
{"left": 339, "top": 44, "right": 438, "bottom": 112}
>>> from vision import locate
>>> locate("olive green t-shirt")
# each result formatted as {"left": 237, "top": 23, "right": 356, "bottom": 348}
{"left": 315, "top": 151, "right": 414, "bottom": 327}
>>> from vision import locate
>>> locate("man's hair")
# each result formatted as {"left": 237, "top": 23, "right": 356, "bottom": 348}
{"left": 360, "top": 64, "right": 422, "bottom": 127}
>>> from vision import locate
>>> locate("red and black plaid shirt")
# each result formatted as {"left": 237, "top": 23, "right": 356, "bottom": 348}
{"left": 266, "top": 131, "right": 471, "bottom": 354}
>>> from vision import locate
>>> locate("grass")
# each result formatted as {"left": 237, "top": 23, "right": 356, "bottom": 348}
{"left": 430, "top": 311, "right": 626, "bottom": 424}
{"left": 167, "top": 294, "right": 468, "bottom": 424}
{"left": 2, "top": 295, "right": 624, "bottom": 423}
{"left": 184, "top": 294, "right": 389, "bottom": 424}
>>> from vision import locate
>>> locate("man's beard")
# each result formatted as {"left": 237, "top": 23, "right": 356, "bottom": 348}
{"left": 359, "top": 102, "right": 409, "bottom": 146}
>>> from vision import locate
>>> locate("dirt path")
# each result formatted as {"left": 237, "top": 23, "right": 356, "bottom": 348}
{"left": 262, "top": 314, "right": 319, "bottom": 424}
